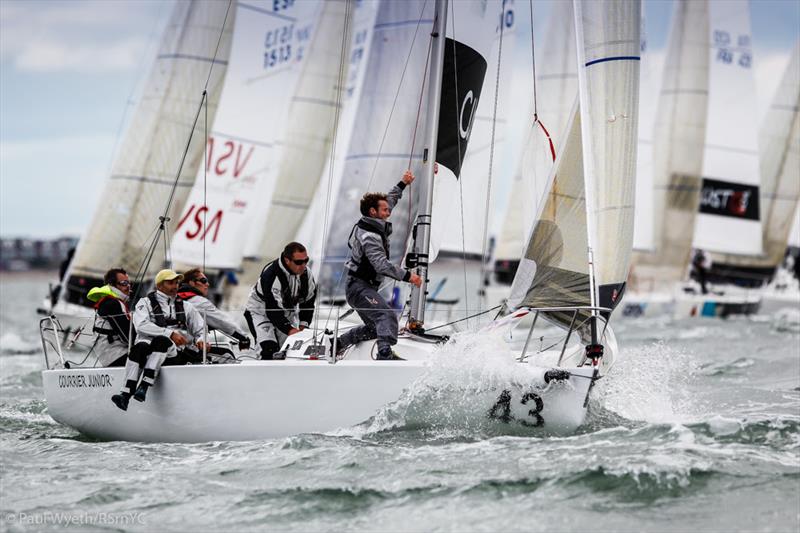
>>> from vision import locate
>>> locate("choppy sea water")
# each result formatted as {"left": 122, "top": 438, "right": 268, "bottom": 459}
{"left": 1, "top": 272, "right": 799, "bottom": 532}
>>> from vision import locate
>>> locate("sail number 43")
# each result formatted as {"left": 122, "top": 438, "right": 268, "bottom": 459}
{"left": 488, "top": 389, "right": 544, "bottom": 427}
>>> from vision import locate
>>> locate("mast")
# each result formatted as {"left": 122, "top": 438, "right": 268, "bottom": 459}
{"left": 408, "top": 0, "right": 448, "bottom": 329}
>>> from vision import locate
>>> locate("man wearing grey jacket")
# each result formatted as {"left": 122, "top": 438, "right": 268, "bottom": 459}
{"left": 336, "top": 170, "right": 422, "bottom": 360}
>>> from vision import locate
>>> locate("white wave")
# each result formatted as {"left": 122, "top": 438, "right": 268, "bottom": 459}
{"left": 0, "top": 331, "right": 39, "bottom": 354}
{"left": 594, "top": 340, "right": 703, "bottom": 425}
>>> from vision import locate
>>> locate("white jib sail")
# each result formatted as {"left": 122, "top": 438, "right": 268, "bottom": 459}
{"left": 66, "top": 1, "right": 234, "bottom": 286}
{"left": 507, "top": 0, "right": 640, "bottom": 334}
{"left": 692, "top": 0, "right": 762, "bottom": 256}
{"left": 170, "top": 0, "right": 323, "bottom": 269}
{"left": 573, "top": 0, "right": 640, "bottom": 309}
{"left": 495, "top": 0, "right": 577, "bottom": 263}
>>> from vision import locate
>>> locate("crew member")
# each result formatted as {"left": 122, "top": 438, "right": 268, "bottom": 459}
{"left": 244, "top": 242, "right": 317, "bottom": 360}
{"left": 178, "top": 268, "right": 250, "bottom": 361}
{"left": 111, "top": 269, "right": 206, "bottom": 411}
{"left": 335, "top": 170, "right": 422, "bottom": 360}
{"left": 691, "top": 249, "right": 712, "bottom": 295}
{"left": 86, "top": 268, "right": 133, "bottom": 367}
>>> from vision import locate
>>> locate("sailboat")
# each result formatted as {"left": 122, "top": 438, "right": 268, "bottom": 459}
{"left": 714, "top": 41, "right": 800, "bottom": 313}
{"left": 624, "top": 0, "right": 762, "bottom": 319}
{"left": 40, "top": 0, "right": 641, "bottom": 443}
{"left": 39, "top": 1, "right": 235, "bottom": 328}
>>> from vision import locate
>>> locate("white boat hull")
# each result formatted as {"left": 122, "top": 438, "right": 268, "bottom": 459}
{"left": 42, "top": 325, "right": 604, "bottom": 442}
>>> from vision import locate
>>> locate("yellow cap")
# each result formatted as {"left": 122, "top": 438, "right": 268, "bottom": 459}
{"left": 155, "top": 269, "right": 183, "bottom": 286}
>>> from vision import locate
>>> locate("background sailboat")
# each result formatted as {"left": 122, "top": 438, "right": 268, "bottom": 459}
{"left": 53, "top": 1, "right": 235, "bottom": 319}
{"left": 169, "top": 0, "right": 327, "bottom": 271}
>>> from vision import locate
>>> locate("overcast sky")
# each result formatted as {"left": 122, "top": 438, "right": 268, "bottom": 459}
{"left": 1, "top": 0, "right": 798, "bottom": 239}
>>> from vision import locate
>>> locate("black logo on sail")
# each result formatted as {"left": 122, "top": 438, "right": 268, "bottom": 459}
{"left": 436, "top": 38, "right": 487, "bottom": 178}
{"left": 699, "top": 178, "right": 760, "bottom": 221}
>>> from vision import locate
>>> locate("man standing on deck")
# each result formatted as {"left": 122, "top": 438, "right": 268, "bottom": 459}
{"left": 111, "top": 269, "right": 206, "bottom": 411}
{"left": 334, "top": 170, "right": 422, "bottom": 360}
{"left": 244, "top": 242, "right": 317, "bottom": 360}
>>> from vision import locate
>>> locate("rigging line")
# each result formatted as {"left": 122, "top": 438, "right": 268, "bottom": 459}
{"left": 404, "top": 33, "right": 433, "bottom": 248}
{"left": 528, "top": 0, "right": 538, "bottom": 119}
{"left": 160, "top": 89, "right": 207, "bottom": 229}
{"left": 448, "top": 4, "right": 470, "bottom": 326}
{"left": 424, "top": 304, "right": 502, "bottom": 332}
{"left": 203, "top": 0, "right": 233, "bottom": 92}
{"left": 317, "top": 0, "right": 355, "bottom": 332}
{"left": 323, "top": 0, "right": 432, "bottom": 323}
{"left": 479, "top": 4, "right": 506, "bottom": 313}
{"left": 365, "top": 0, "right": 430, "bottom": 192}
{"left": 203, "top": 87, "right": 208, "bottom": 272}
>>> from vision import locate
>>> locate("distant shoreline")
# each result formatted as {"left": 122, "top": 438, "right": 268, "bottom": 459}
{"left": 0, "top": 270, "right": 58, "bottom": 282}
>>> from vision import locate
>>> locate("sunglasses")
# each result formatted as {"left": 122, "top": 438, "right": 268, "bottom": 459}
{"left": 291, "top": 258, "right": 309, "bottom": 266}
{"left": 116, "top": 280, "right": 131, "bottom": 287}
{"left": 194, "top": 278, "right": 209, "bottom": 284}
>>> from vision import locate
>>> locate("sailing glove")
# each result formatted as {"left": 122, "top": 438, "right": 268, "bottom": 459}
{"left": 233, "top": 332, "right": 251, "bottom": 351}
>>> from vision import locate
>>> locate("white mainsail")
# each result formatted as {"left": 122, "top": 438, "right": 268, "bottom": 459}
{"left": 63, "top": 1, "right": 235, "bottom": 304}
{"left": 630, "top": 0, "right": 709, "bottom": 287}
{"left": 692, "top": 0, "right": 762, "bottom": 256}
{"left": 494, "top": 0, "right": 577, "bottom": 264}
{"left": 508, "top": 0, "right": 640, "bottom": 339}
{"left": 170, "top": 0, "right": 323, "bottom": 269}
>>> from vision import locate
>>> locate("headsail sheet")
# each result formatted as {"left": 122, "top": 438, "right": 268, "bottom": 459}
{"left": 64, "top": 1, "right": 235, "bottom": 303}
{"left": 692, "top": 0, "right": 762, "bottom": 256}
{"left": 170, "top": 0, "right": 323, "bottom": 269}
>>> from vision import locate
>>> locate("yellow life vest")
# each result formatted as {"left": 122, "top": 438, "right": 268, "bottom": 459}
{"left": 87, "top": 285, "right": 118, "bottom": 303}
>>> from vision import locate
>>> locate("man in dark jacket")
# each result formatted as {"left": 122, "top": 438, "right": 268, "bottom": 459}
{"left": 336, "top": 170, "right": 422, "bottom": 360}
{"left": 86, "top": 268, "right": 133, "bottom": 367}
{"left": 244, "top": 242, "right": 317, "bottom": 360}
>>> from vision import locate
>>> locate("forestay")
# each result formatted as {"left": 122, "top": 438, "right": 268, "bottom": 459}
{"left": 692, "top": 0, "right": 762, "bottom": 256}
{"left": 630, "top": 0, "right": 709, "bottom": 286}
{"left": 508, "top": 0, "right": 640, "bottom": 340}
{"left": 65, "top": 2, "right": 234, "bottom": 291}
{"left": 170, "top": 0, "right": 323, "bottom": 269}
